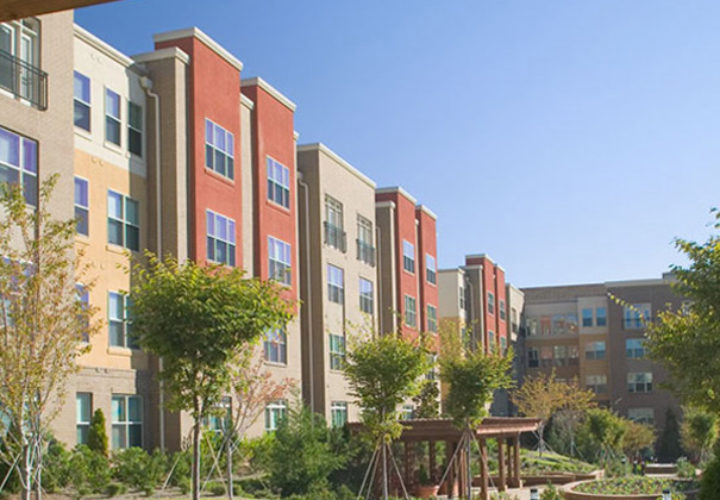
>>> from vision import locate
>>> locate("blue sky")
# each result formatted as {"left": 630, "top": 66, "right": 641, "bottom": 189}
{"left": 76, "top": 0, "right": 720, "bottom": 287}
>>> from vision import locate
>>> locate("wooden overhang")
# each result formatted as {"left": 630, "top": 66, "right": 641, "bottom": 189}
{"left": 0, "top": 0, "right": 121, "bottom": 23}
{"left": 348, "top": 417, "right": 542, "bottom": 442}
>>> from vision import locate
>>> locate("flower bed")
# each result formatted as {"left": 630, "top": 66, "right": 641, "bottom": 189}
{"left": 572, "top": 477, "right": 697, "bottom": 495}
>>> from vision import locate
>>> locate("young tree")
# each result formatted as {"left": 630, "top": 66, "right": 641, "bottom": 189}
{"left": 681, "top": 407, "right": 718, "bottom": 464}
{"left": 412, "top": 379, "right": 440, "bottom": 419}
{"left": 512, "top": 371, "right": 595, "bottom": 455}
{"left": 584, "top": 408, "right": 627, "bottom": 462}
{"left": 644, "top": 210, "right": 720, "bottom": 413}
{"left": 622, "top": 420, "right": 655, "bottom": 459}
{"left": 658, "top": 408, "right": 683, "bottom": 462}
{"left": 130, "top": 254, "right": 293, "bottom": 500}
{"left": 441, "top": 347, "right": 514, "bottom": 499}
{"left": 0, "top": 176, "right": 99, "bottom": 500}
{"left": 344, "top": 334, "right": 430, "bottom": 500}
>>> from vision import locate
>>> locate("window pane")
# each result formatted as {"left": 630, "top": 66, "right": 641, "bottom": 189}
{"left": 106, "top": 117, "right": 120, "bottom": 145}
{"left": 22, "top": 173, "right": 37, "bottom": 206}
{"left": 128, "top": 397, "right": 141, "bottom": 421}
{"left": 21, "top": 139, "right": 36, "bottom": 173}
{"left": 76, "top": 393, "right": 91, "bottom": 422}
{"left": 112, "top": 425, "right": 125, "bottom": 449}
{"left": 0, "top": 164, "right": 18, "bottom": 185}
{"left": 128, "top": 103, "right": 142, "bottom": 130}
{"left": 74, "top": 72, "right": 90, "bottom": 102}
{"left": 106, "top": 89, "right": 120, "bottom": 118}
{"left": 111, "top": 396, "right": 125, "bottom": 422}
{"left": 125, "top": 225, "right": 139, "bottom": 251}
{"left": 125, "top": 198, "right": 139, "bottom": 225}
{"left": 108, "top": 191, "right": 123, "bottom": 218}
{"left": 75, "top": 178, "right": 88, "bottom": 207}
{"left": 128, "top": 424, "right": 142, "bottom": 448}
{"left": 128, "top": 130, "right": 142, "bottom": 156}
{"left": 108, "top": 220, "right": 123, "bottom": 245}
{"left": 0, "top": 128, "right": 19, "bottom": 166}
{"left": 74, "top": 101, "right": 90, "bottom": 130}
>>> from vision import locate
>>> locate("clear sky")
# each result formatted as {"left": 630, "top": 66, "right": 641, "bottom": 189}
{"left": 75, "top": 0, "right": 720, "bottom": 287}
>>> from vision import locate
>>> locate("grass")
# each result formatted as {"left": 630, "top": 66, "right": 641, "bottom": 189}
{"left": 573, "top": 477, "right": 699, "bottom": 495}
{"left": 487, "top": 448, "right": 595, "bottom": 475}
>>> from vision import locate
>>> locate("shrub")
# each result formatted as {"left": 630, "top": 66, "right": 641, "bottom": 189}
{"left": 42, "top": 439, "right": 72, "bottom": 493}
{"left": 87, "top": 409, "right": 109, "bottom": 456}
{"left": 699, "top": 450, "right": 720, "bottom": 500}
{"left": 69, "top": 444, "right": 111, "bottom": 495}
{"left": 676, "top": 457, "right": 696, "bottom": 478}
{"left": 105, "top": 482, "right": 127, "bottom": 497}
{"left": 165, "top": 449, "right": 191, "bottom": 488}
{"left": 540, "top": 483, "right": 564, "bottom": 500}
{"left": 112, "top": 447, "right": 166, "bottom": 491}
{"left": 268, "top": 404, "right": 344, "bottom": 496}
{"left": 206, "top": 481, "right": 226, "bottom": 496}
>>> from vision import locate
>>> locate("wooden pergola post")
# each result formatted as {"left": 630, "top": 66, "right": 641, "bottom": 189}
{"left": 479, "top": 438, "right": 489, "bottom": 500}
{"left": 506, "top": 437, "right": 515, "bottom": 487}
{"left": 429, "top": 441, "right": 436, "bottom": 482}
{"left": 497, "top": 437, "right": 506, "bottom": 491}
{"left": 512, "top": 434, "right": 522, "bottom": 488}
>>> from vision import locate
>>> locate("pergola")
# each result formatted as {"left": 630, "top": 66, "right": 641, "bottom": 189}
{"left": 349, "top": 417, "right": 541, "bottom": 500}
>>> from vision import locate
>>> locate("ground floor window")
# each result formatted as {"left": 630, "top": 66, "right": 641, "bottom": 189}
{"left": 76, "top": 393, "right": 92, "bottom": 445}
{"left": 265, "top": 400, "right": 287, "bottom": 432}
{"left": 330, "top": 401, "right": 347, "bottom": 428}
{"left": 111, "top": 394, "right": 142, "bottom": 449}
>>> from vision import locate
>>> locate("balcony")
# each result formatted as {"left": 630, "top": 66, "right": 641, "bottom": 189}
{"left": 356, "top": 239, "right": 376, "bottom": 266}
{"left": 0, "top": 50, "right": 47, "bottom": 110}
{"left": 324, "top": 222, "right": 346, "bottom": 252}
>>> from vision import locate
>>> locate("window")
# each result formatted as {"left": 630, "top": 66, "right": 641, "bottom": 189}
{"left": 111, "top": 395, "right": 142, "bottom": 449}
{"left": 401, "top": 405, "right": 414, "bottom": 420}
{"left": 626, "top": 338, "right": 645, "bottom": 359}
{"left": 488, "top": 331, "right": 495, "bottom": 351}
{"left": 624, "top": 304, "right": 651, "bottom": 330}
{"left": 568, "top": 345, "right": 579, "bottom": 365}
{"left": 402, "top": 240, "right": 415, "bottom": 273}
{"left": 628, "top": 408, "right": 655, "bottom": 425}
{"left": 500, "top": 336, "right": 507, "bottom": 354}
{"left": 404, "top": 295, "right": 417, "bottom": 328}
{"left": 553, "top": 345, "right": 567, "bottom": 366}
{"left": 459, "top": 286, "right": 465, "bottom": 310}
{"left": 105, "top": 88, "right": 121, "bottom": 146}
{"left": 324, "top": 196, "right": 345, "bottom": 251}
{"left": 205, "top": 119, "right": 234, "bottom": 179}
{"left": 427, "top": 305, "right": 438, "bottom": 333}
{"left": 76, "top": 284, "right": 89, "bottom": 343}
{"left": 268, "top": 236, "right": 291, "bottom": 285}
{"left": 582, "top": 308, "right": 593, "bottom": 327}
{"left": 359, "top": 278, "right": 374, "bottom": 315}
{"left": 596, "top": 307, "right": 607, "bottom": 326}
{"left": 264, "top": 400, "right": 287, "bottom": 432}
{"left": 0, "top": 19, "right": 43, "bottom": 107}
{"left": 357, "top": 216, "right": 374, "bottom": 265}
{"left": 499, "top": 299, "right": 506, "bottom": 321}
{"left": 527, "top": 348, "right": 539, "bottom": 368}
{"left": 74, "top": 177, "right": 89, "bottom": 236}
{"left": 207, "top": 210, "right": 236, "bottom": 266}
{"left": 426, "top": 254, "right": 436, "bottom": 284}
{"left": 108, "top": 291, "right": 136, "bottom": 349}
{"left": 73, "top": 71, "right": 90, "bottom": 131}
{"left": 128, "top": 102, "right": 142, "bottom": 157}
{"left": 585, "top": 341, "right": 606, "bottom": 361}
{"left": 204, "top": 396, "right": 231, "bottom": 433}
{"left": 488, "top": 293, "right": 495, "bottom": 315}
{"left": 327, "top": 264, "right": 344, "bottom": 304}
{"left": 0, "top": 126, "right": 37, "bottom": 205}
{"left": 107, "top": 191, "right": 139, "bottom": 251}
{"left": 76, "top": 393, "right": 91, "bottom": 445}
{"left": 331, "top": 401, "right": 348, "bottom": 428}
{"left": 329, "top": 334, "right": 345, "bottom": 370}
{"left": 266, "top": 156, "right": 289, "bottom": 207}
{"left": 264, "top": 327, "right": 287, "bottom": 364}
{"left": 511, "top": 307, "right": 519, "bottom": 333}
{"left": 540, "top": 346, "right": 552, "bottom": 367}
{"left": 426, "top": 353, "right": 438, "bottom": 381}
{"left": 628, "top": 372, "right": 653, "bottom": 393}
{"left": 586, "top": 375, "right": 607, "bottom": 394}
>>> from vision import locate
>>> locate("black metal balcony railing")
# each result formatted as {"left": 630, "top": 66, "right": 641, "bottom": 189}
{"left": 0, "top": 50, "right": 47, "bottom": 110}
{"left": 324, "top": 222, "right": 346, "bottom": 252}
{"left": 356, "top": 239, "right": 376, "bottom": 266}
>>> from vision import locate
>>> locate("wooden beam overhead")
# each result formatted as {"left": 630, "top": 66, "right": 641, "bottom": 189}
{"left": 0, "top": 0, "right": 121, "bottom": 23}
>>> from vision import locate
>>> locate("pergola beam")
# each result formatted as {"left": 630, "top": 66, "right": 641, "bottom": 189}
{"left": 0, "top": 0, "right": 120, "bottom": 23}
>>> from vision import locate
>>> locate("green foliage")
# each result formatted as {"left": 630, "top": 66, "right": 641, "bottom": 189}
{"left": 42, "top": 439, "right": 72, "bottom": 493}
{"left": 676, "top": 457, "right": 696, "bottom": 479}
{"left": 584, "top": 409, "right": 626, "bottom": 459}
{"left": 574, "top": 477, "right": 697, "bottom": 495}
{"left": 681, "top": 407, "right": 718, "bottom": 463}
{"left": 622, "top": 420, "right": 656, "bottom": 458}
{"left": 658, "top": 409, "right": 683, "bottom": 462}
{"left": 327, "top": 426, "right": 374, "bottom": 494}
{"left": 540, "top": 483, "right": 564, "bottom": 500}
{"left": 441, "top": 348, "right": 514, "bottom": 429}
{"left": 87, "top": 409, "right": 109, "bottom": 456}
{"left": 699, "top": 451, "right": 720, "bottom": 500}
{"left": 111, "top": 447, "right": 166, "bottom": 492}
{"left": 412, "top": 379, "right": 440, "bottom": 419}
{"left": 344, "top": 334, "right": 430, "bottom": 440}
{"left": 105, "top": 482, "right": 127, "bottom": 497}
{"left": 267, "top": 403, "right": 345, "bottom": 496}
{"left": 69, "top": 444, "right": 112, "bottom": 495}
{"left": 205, "top": 480, "right": 226, "bottom": 496}
{"left": 644, "top": 209, "right": 720, "bottom": 413}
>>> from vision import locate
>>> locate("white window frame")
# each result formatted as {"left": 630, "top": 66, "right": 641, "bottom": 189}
{"left": 73, "top": 71, "right": 91, "bottom": 131}
{"left": 402, "top": 240, "right": 415, "bottom": 273}
{"left": 127, "top": 101, "right": 143, "bottom": 158}
{"left": 625, "top": 338, "right": 645, "bottom": 359}
{"left": 111, "top": 394, "right": 142, "bottom": 449}
{"left": 268, "top": 236, "right": 291, "bottom": 285}
{"left": 108, "top": 291, "right": 135, "bottom": 349}
{"left": 488, "top": 292, "right": 495, "bottom": 315}
{"left": 426, "top": 254, "right": 436, "bottom": 284}
{"left": 74, "top": 176, "right": 89, "bottom": 236}
{"left": 205, "top": 118, "right": 235, "bottom": 180}
{"left": 264, "top": 327, "right": 287, "bottom": 364}
{"left": 267, "top": 156, "right": 290, "bottom": 208}
{"left": 265, "top": 400, "right": 287, "bottom": 432}
{"left": 627, "top": 372, "right": 653, "bottom": 393}
{"left": 624, "top": 304, "right": 651, "bottom": 330}
{"left": 76, "top": 392, "right": 92, "bottom": 445}
{"left": 0, "top": 125, "right": 38, "bottom": 206}
{"left": 427, "top": 304, "right": 438, "bottom": 333}
{"left": 329, "top": 333, "right": 346, "bottom": 371}
{"left": 206, "top": 209, "right": 236, "bottom": 266}
{"left": 327, "top": 264, "right": 344, "bottom": 304}
{"left": 596, "top": 307, "right": 607, "bottom": 326}
{"left": 499, "top": 299, "right": 506, "bottom": 321}
{"left": 586, "top": 374, "right": 607, "bottom": 394}
{"left": 104, "top": 87, "right": 121, "bottom": 146}
{"left": 404, "top": 294, "right": 417, "bottom": 328}
{"left": 584, "top": 341, "right": 606, "bottom": 361}
{"left": 628, "top": 408, "right": 655, "bottom": 425}
{"left": 107, "top": 190, "right": 139, "bottom": 251}
{"left": 359, "top": 277, "right": 374, "bottom": 315}
{"left": 330, "top": 401, "right": 348, "bottom": 428}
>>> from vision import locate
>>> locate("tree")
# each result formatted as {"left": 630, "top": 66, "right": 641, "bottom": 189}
{"left": 622, "top": 420, "right": 655, "bottom": 458}
{"left": 681, "top": 407, "right": 718, "bottom": 464}
{"left": 344, "top": 334, "right": 430, "bottom": 500}
{"left": 412, "top": 379, "right": 440, "bottom": 419}
{"left": 87, "top": 409, "right": 109, "bottom": 457}
{"left": 583, "top": 408, "right": 626, "bottom": 462}
{"left": 658, "top": 408, "right": 683, "bottom": 462}
{"left": 512, "top": 371, "right": 595, "bottom": 455}
{"left": 0, "top": 176, "right": 99, "bottom": 500}
{"left": 441, "top": 347, "right": 514, "bottom": 499}
{"left": 644, "top": 210, "right": 720, "bottom": 413}
{"left": 130, "top": 254, "right": 293, "bottom": 500}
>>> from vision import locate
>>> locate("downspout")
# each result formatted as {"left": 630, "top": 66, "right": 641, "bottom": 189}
{"left": 140, "top": 76, "right": 165, "bottom": 452}
{"left": 375, "top": 227, "right": 381, "bottom": 337}
{"left": 298, "top": 176, "right": 314, "bottom": 413}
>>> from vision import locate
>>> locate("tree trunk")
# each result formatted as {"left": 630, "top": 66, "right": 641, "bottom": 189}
{"left": 538, "top": 423, "right": 545, "bottom": 456}
{"left": 382, "top": 441, "right": 388, "bottom": 500}
{"left": 226, "top": 434, "right": 233, "bottom": 500}
{"left": 192, "top": 400, "right": 201, "bottom": 500}
{"left": 21, "top": 442, "right": 32, "bottom": 500}
{"left": 465, "top": 432, "right": 472, "bottom": 500}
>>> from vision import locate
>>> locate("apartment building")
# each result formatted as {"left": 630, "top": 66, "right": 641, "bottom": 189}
{"left": 521, "top": 274, "right": 682, "bottom": 433}
{"left": 297, "top": 143, "right": 378, "bottom": 427}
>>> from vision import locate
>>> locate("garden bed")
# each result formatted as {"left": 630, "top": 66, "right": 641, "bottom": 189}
{"left": 563, "top": 477, "right": 699, "bottom": 500}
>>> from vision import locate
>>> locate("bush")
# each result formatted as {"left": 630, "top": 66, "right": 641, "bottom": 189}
{"left": 699, "top": 451, "right": 720, "bottom": 500}
{"left": 69, "top": 444, "right": 111, "bottom": 495}
{"left": 268, "top": 404, "right": 344, "bottom": 496}
{"left": 112, "top": 447, "right": 166, "bottom": 492}
{"left": 676, "top": 457, "right": 696, "bottom": 478}
{"left": 87, "top": 409, "right": 109, "bottom": 456}
{"left": 205, "top": 480, "right": 226, "bottom": 496}
{"left": 42, "top": 439, "right": 72, "bottom": 493}
{"left": 540, "top": 483, "right": 564, "bottom": 500}
{"left": 105, "top": 482, "right": 128, "bottom": 497}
